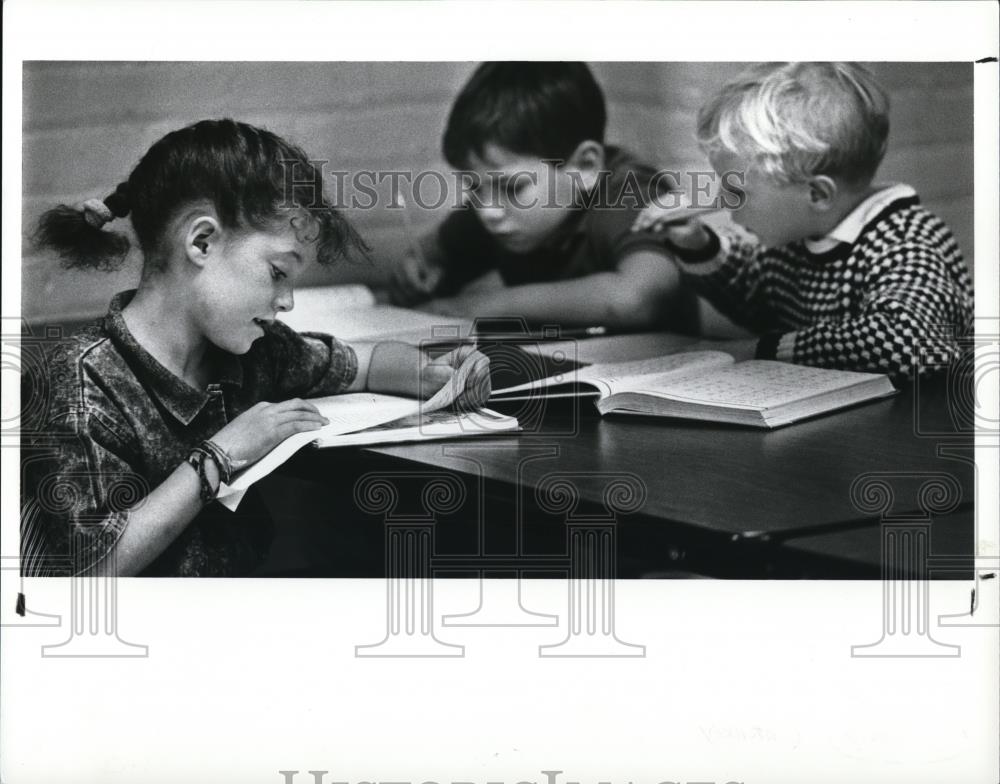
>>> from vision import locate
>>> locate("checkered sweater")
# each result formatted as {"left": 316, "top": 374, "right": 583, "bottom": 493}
{"left": 670, "top": 193, "right": 973, "bottom": 380}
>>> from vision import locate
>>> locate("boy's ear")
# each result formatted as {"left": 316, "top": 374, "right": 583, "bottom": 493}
{"left": 807, "top": 175, "right": 838, "bottom": 211}
{"left": 565, "top": 140, "right": 606, "bottom": 191}
{"left": 184, "top": 215, "right": 222, "bottom": 268}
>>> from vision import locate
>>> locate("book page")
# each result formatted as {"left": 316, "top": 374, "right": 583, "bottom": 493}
{"left": 314, "top": 408, "right": 518, "bottom": 448}
{"left": 593, "top": 351, "right": 734, "bottom": 395}
{"left": 632, "top": 360, "right": 881, "bottom": 410}
{"left": 310, "top": 393, "right": 423, "bottom": 432}
{"left": 217, "top": 351, "right": 486, "bottom": 509}
{"left": 217, "top": 393, "right": 422, "bottom": 510}
{"left": 532, "top": 332, "right": 698, "bottom": 365}
{"left": 492, "top": 350, "right": 733, "bottom": 397}
{"left": 421, "top": 348, "right": 488, "bottom": 411}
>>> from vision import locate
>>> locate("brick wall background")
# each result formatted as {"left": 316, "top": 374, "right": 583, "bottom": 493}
{"left": 21, "top": 61, "right": 975, "bottom": 327}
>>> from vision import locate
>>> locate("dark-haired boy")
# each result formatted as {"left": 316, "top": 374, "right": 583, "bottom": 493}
{"left": 389, "top": 62, "right": 686, "bottom": 332}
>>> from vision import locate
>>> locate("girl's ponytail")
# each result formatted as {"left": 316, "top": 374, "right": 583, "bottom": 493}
{"left": 36, "top": 119, "right": 367, "bottom": 274}
{"left": 33, "top": 181, "right": 132, "bottom": 271}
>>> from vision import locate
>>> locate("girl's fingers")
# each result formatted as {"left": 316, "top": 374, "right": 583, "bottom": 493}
{"left": 422, "top": 352, "right": 490, "bottom": 405}
{"left": 268, "top": 397, "right": 320, "bottom": 412}
{"left": 452, "top": 355, "right": 492, "bottom": 409}
{"left": 466, "top": 366, "right": 491, "bottom": 407}
{"left": 285, "top": 409, "right": 329, "bottom": 422}
{"left": 422, "top": 363, "right": 454, "bottom": 394}
{"left": 464, "top": 354, "right": 491, "bottom": 405}
{"left": 276, "top": 419, "right": 327, "bottom": 439}
{"left": 271, "top": 409, "right": 329, "bottom": 427}
{"left": 433, "top": 343, "right": 478, "bottom": 368}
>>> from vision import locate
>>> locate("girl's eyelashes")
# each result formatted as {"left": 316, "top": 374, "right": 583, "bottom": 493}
{"left": 270, "top": 264, "right": 286, "bottom": 281}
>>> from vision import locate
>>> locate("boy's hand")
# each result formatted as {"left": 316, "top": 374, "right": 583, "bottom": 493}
{"left": 210, "top": 399, "right": 329, "bottom": 467}
{"left": 631, "top": 202, "right": 716, "bottom": 253}
{"left": 660, "top": 220, "right": 715, "bottom": 253}
{"left": 389, "top": 252, "right": 444, "bottom": 306}
{"left": 367, "top": 341, "right": 491, "bottom": 408}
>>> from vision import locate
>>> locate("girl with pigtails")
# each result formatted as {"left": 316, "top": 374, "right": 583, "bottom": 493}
{"left": 23, "top": 118, "right": 490, "bottom": 577}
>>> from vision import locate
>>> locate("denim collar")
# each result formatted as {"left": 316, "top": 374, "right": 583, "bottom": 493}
{"left": 103, "top": 290, "right": 244, "bottom": 425}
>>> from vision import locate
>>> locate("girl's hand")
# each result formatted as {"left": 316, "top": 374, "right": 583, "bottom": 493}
{"left": 367, "top": 342, "right": 491, "bottom": 408}
{"left": 209, "top": 399, "right": 329, "bottom": 466}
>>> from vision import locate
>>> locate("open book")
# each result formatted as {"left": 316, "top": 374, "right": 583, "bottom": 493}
{"left": 315, "top": 408, "right": 517, "bottom": 448}
{"left": 217, "top": 352, "right": 514, "bottom": 511}
{"left": 491, "top": 350, "right": 896, "bottom": 428}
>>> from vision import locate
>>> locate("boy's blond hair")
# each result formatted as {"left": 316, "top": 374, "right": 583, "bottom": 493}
{"left": 696, "top": 62, "right": 890, "bottom": 185}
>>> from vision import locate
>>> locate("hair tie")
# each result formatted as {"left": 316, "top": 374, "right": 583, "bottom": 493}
{"left": 81, "top": 198, "right": 114, "bottom": 228}
{"left": 104, "top": 182, "right": 131, "bottom": 219}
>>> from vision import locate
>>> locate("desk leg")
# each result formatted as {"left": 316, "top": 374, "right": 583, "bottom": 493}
{"left": 852, "top": 520, "right": 959, "bottom": 658}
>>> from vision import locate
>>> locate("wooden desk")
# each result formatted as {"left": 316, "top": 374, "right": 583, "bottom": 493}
{"left": 778, "top": 509, "right": 975, "bottom": 578}
{"left": 278, "top": 337, "right": 975, "bottom": 577}
{"left": 373, "top": 387, "right": 971, "bottom": 535}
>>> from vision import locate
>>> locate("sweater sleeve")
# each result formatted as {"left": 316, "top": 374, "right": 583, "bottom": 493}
{"left": 666, "top": 225, "right": 776, "bottom": 334}
{"left": 768, "top": 242, "right": 973, "bottom": 379}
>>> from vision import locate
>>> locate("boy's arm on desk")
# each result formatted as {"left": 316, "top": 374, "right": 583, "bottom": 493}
{"left": 416, "top": 249, "right": 680, "bottom": 330}
{"left": 457, "top": 270, "right": 505, "bottom": 295}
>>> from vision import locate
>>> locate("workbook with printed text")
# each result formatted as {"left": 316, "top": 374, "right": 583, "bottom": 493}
{"left": 491, "top": 350, "right": 897, "bottom": 428}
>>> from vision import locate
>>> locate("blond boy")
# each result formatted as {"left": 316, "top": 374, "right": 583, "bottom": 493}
{"left": 636, "top": 62, "right": 973, "bottom": 379}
